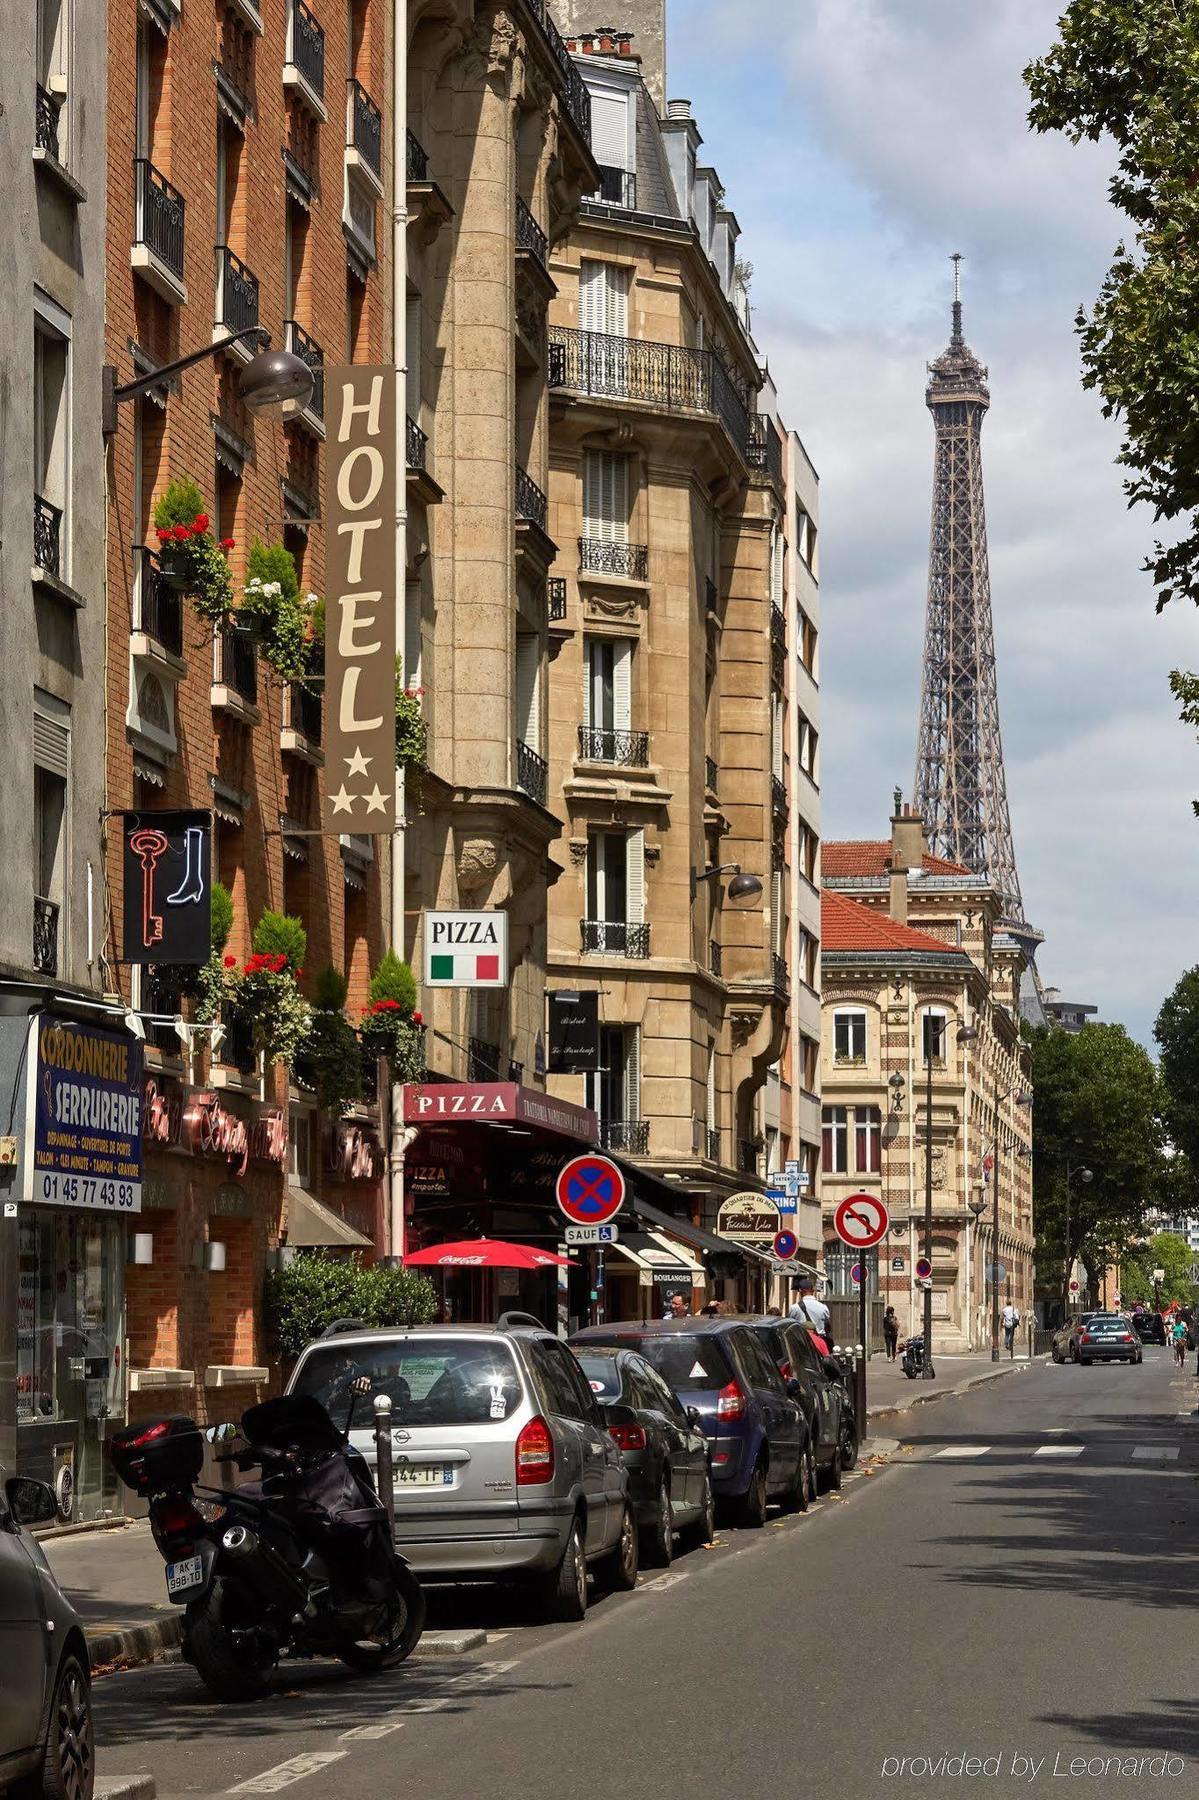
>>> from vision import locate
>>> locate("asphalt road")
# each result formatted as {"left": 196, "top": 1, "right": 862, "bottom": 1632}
{"left": 86, "top": 1349, "right": 1199, "bottom": 1799}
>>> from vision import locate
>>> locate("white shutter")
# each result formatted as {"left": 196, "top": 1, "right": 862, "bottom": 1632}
{"left": 602, "top": 265, "right": 629, "bottom": 337}
{"left": 515, "top": 633, "right": 539, "bottom": 750}
{"left": 623, "top": 1027, "right": 640, "bottom": 1123}
{"left": 590, "top": 87, "right": 630, "bottom": 170}
{"left": 583, "top": 451, "right": 602, "bottom": 537}
{"left": 612, "top": 639, "right": 632, "bottom": 731}
{"left": 771, "top": 528, "right": 784, "bottom": 606}
{"left": 771, "top": 869, "right": 784, "bottom": 954}
{"left": 625, "top": 826, "right": 644, "bottom": 925}
{"left": 579, "top": 261, "right": 603, "bottom": 333}
{"left": 582, "top": 637, "right": 593, "bottom": 730}
{"left": 405, "top": 296, "right": 421, "bottom": 420}
{"left": 583, "top": 452, "right": 628, "bottom": 544}
{"left": 706, "top": 1047, "right": 717, "bottom": 1130}
{"left": 404, "top": 580, "right": 422, "bottom": 688}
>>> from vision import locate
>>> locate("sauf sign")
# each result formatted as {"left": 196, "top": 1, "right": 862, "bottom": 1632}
{"left": 423, "top": 910, "right": 508, "bottom": 988}
{"left": 323, "top": 368, "right": 396, "bottom": 832}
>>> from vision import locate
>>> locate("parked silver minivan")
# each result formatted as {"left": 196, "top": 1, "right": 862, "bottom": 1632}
{"left": 287, "top": 1318, "right": 638, "bottom": 1621}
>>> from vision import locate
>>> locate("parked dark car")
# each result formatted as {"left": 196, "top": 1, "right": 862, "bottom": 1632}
{"left": 749, "top": 1318, "right": 858, "bottom": 1490}
{"left": 0, "top": 1475, "right": 94, "bottom": 1797}
{"left": 1132, "top": 1312, "right": 1166, "bottom": 1345}
{"left": 572, "top": 1346, "right": 715, "bottom": 1564}
{"left": 571, "top": 1320, "right": 808, "bottom": 1527}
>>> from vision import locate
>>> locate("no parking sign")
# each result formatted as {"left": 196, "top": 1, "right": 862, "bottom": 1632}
{"left": 555, "top": 1154, "right": 625, "bottom": 1228}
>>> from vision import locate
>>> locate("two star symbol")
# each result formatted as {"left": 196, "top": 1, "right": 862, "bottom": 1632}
{"left": 330, "top": 747, "right": 389, "bottom": 816}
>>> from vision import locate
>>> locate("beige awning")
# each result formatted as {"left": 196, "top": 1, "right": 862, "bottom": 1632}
{"left": 644, "top": 1229, "right": 705, "bottom": 1278}
{"left": 285, "top": 1187, "right": 371, "bottom": 1250}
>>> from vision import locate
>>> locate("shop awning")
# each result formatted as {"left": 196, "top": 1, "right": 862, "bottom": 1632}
{"left": 609, "top": 1231, "right": 694, "bottom": 1278}
{"left": 285, "top": 1188, "right": 372, "bottom": 1250}
{"left": 630, "top": 1193, "right": 747, "bottom": 1265}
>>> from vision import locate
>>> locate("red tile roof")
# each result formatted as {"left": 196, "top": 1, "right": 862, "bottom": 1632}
{"left": 821, "top": 890, "right": 964, "bottom": 957}
{"left": 822, "top": 841, "right": 971, "bottom": 879}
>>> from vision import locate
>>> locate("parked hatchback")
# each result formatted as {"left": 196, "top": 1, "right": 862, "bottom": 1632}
{"left": 288, "top": 1320, "right": 638, "bottom": 1622}
{"left": 0, "top": 1475, "right": 94, "bottom": 1798}
{"left": 749, "top": 1318, "right": 857, "bottom": 1491}
{"left": 572, "top": 1345, "right": 714, "bottom": 1563}
{"left": 571, "top": 1320, "right": 808, "bottom": 1527}
{"left": 1076, "top": 1317, "right": 1142, "bottom": 1365}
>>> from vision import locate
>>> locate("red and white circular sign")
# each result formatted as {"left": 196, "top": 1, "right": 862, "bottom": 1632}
{"left": 833, "top": 1192, "right": 890, "bottom": 1250}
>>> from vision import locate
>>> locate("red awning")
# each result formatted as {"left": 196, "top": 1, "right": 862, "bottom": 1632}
{"left": 404, "top": 1237, "right": 573, "bottom": 1270}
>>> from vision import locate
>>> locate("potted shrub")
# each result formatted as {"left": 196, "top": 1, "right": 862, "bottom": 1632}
{"left": 305, "top": 965, "right": 364, "bottom": 1117}
{"left": 152, "top": 477, "right": 235, "bottom": 624}
{"left": 361, "top": 950, "right": 425, "bottom": 1082}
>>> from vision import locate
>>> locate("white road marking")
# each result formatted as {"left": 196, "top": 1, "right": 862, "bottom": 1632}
{"left": 228, "top": 1752, "right": 348, "bottom": 1794}
{"left": 340, "top": 1721, "right": 407, "bottom": 1742}
{"left": 1132, "top": 1446, "right": 1180, "bottom": 1461}
{"left": 1044, "top": 1427, "right": 1069, "bottom": 1434}
{"left": 1034, "top": 1445, "right": 1083, "bottom": 1458}
{"left": 640, "top": 1571, "right": 691, "bottom": 1592}
{"left": 933, "top": 1445, "right": 991, "bottom": 1458}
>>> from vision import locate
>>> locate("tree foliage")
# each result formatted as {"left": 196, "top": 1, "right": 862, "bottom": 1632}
{"left": 265, "top": 1252, "right": 438, "bottom": 1361}
{"left": 1120, "top": 1232, "right": 1196, "bottom": 1308}
{"left": 1155, "top": 967, "right": 1199, "bottom": 1165}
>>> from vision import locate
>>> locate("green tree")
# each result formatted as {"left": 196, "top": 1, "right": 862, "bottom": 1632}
{"left": 1155, "top": 968, "right": 1199, "bottom": 1167}
{"left": 1120, "top": 1232, "right": 1196, "bottom": 1308}
{"left": 1027, "top": 1023, "right": 1163, "bottom": 1300}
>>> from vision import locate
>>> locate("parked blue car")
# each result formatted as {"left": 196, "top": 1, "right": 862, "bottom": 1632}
{"left": 571, "top": 1320, "right": 809, "bottom": 1526}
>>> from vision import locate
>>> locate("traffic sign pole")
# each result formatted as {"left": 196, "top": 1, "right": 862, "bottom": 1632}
{"left": 858, "top": 1247, "right": 868, "bottom": 1426}
{"left": 832, "top": 1195, "right": 890, "bottom": 1430}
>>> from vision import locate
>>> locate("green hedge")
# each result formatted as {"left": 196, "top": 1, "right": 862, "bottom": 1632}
{"left": 265, "top": 1251, "right": 438, "bottom": 1360}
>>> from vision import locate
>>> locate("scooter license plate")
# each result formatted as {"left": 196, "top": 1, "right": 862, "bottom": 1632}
{"left": 165, "top": 1554, "right": 204, "bottom": 1597}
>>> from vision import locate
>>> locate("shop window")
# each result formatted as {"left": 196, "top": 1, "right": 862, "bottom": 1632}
{"left": 822, "top": 1106, "right": 848, "bottom": 1174}
{"left": 855, "top": 1106, "right": 881, "bottom": 1174}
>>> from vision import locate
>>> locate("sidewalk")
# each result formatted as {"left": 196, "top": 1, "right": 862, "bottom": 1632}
{"left": 865, "top": 1350, "right": 1032, "bottom": 1423}
{"left": 42, "top": 1520, "right": 486, "bottom": 1673}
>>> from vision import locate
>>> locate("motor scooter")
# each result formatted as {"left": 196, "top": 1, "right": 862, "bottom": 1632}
{"left": 900, "top": 1334, "right": 928, "bottom": 1380}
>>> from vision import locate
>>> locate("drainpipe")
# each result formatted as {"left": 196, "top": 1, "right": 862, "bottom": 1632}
{"left": 388, "top": 0, "right": 409, "bottom": 1261}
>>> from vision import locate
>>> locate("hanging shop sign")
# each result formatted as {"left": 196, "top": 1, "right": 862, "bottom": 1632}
{"left": 142, "top": 1076, "right": 286, "bottom": 1178}
{"left": 423, "top": 910, "right": 508, "bottom": 988}
{"left": 327, "top": 1122, "right": 385, "bottom": 1184}
{"left": 121, "top": 808, "right": 213, "bottom": 965}
{"left": 27, "top": 1015, "right": 144, "bottom": 1212}
{"left": 323, "top": 366, "right": 397, "bottom": 832}
{"left": 402, "top": 1082, "right": 598, "bottom": 1143}
{"left": 716, "top": 1191, "right": 781, "bottom": 1245}
{"left": 547, "top": 990, "right": 600, "bottom": 1073}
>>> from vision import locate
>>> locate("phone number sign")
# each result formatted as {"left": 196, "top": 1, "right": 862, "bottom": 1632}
{"left": 28, "top": 1015, "right": 144, "bottom": 1212}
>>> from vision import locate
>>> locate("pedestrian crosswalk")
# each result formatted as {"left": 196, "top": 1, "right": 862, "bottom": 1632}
{"left": 929, "top": 1441, "right": 1182, "bottom": 1462}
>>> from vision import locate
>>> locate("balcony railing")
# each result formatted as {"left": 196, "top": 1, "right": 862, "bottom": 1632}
{"left": 35, "top": 84, "right": 61, "bottom": 159}
{"left": 33, "top": 897, "right": 58, "bottom": 977}
{"left": 406, "top": 127, "right": 429, "bottom": 183}
{"left": 524, "top": 0, "right": 591, "bottom": 145}
{"left": 516, "top": 196, "right": 547, "bottom": 265}
{"left": 361, "top": 1053, "right": 379, "bottom": 1105}
{"left": 285, "top": 320, "right": 324, "bottom": 420}
{"left": 577, "top": 726, "right": 649, "bottom": 767}
{"left": 705, "top": 755, "right": 718, "bottom": 793}
{"left": 217, "top": 246, "right": 259, "bottom": 335}
{"left": 772, "top": 951, "right": 790, "bottom": 995}
{"left": 548, "top": 577, "right": 567, "bottom": 621}
{"left": 709, "top": 940, "right": 722, "bottom": 978}
{"left": 578, "top": 537, "right": 648, "bottom": 581}
{"left": 134, "top": 158, "right": 185, "bottom": 281}
{"left": 515, "top": 465, "right": 548, "bottom": 532}
{"left": 138, "top": 549, "right": 184, "bottom": 657}
{"left": 290, "top": 0, "right": 325, "bottom": 99}
{"left": 33, "top": 495, "right": 62, "bottom": 577}
{"left": 597, "top": 165, "right": 637, "bottom": 208}
{"left": 289, "top": 673, "right": 322, "bottom": 744}
{"left": 468, "top": 1036, "right": 503, "bottom": 1081}
{"left": 348, "top": 79, "right": 382, "bottom": 179}
{"left": 748, "top": 412, "right": 784, "bottom": 486}
{"left": 599, "top": 1119, "right": 649, "bottom": 1155}
{"left": 772, "top": 820, "right": 786, "bottom": 873}
{"left": 581, "top": 919, "right": 650, "bottom": 958}
{"left": 406, "top": 415, "right": 428, "bottom": 473}
{"left": 222, "top": 1011, "right": 257, "bottom": 1075}
{"left": 549, "top": 326, "right": 750, "bottom": 460}
{"left": 142, "top": 965, "right": 184, "bottom": 1055}
{"left": 218, "top": 625, "right": 258, "bottom": 706}
{"left": 706, "top": 1126, "right": 721, "bottom": 1163}
{"left": 705, "top": 576, "right": 718, "bottom": 615}
{"left": 771, "top": 603, "right": 786, "bottom": 651}
{"left": 516, "top": 740, "right": 548, "bottom": 806}
{"left": 771, "top": 773, "right": 787, "bottom": 816}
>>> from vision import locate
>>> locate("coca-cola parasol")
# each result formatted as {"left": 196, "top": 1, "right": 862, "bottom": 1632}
{"left": 404, "top": 1237, "right": 573, "bottom": 1270}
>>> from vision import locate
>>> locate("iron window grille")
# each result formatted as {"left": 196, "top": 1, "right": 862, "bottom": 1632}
{"left": 548, "top": 577, "right": 567, "bottom": 621}
{"left": 138, "top": 548, "right": 184, "bottom": 657}
{"left": 468, "top": 1037, "right": 503, "bottom": 1080}
{"left": 771, "top": 774, "right": 787, "bottom": 816}
{"left": 581, "top": 920, "right": 650, "bottom": 958}
{"left": 134, "top": 158, "right": 185, "bottom": 280}
{"left": 578, "top": 537, "right": 648, "bottom": 580}
{"left": 406, "top": 415, "right": 428, "bottom": 472}
{"left": 577, "top": 726, "right": 649, "bottom": 768}
{"left": 217, "top": 246, "right": 260, "bottom": 335}
{"left": 709, "top": 940, "right": 722, "bottom": 977}
{"left": 516, "top": 740, "right": 548, "bottom": 806}
{"left": 33, "top": 897, "right": 59, "bottom": 977}
{"left": 33, "top": 495, "right": 62, "bottom": 577}
{"left": 348, "top": 79, "right": 382, "bottom": 178}
{"left": 406, "top": 127, "right": 429, "bottom": 183}
{"left": 705, "top": 755, "right": 718, "bottom": 793}
{"left": 218, "top": 625, "right": 258, "bottom": 706}
{"left": 515, "top": 465, "right": 548, "bottom": 531}
{"left": 35, "top": 84, "right": 61, "bottom": 160}
{"left": 291, "top": 0, "right": 325, "bottom": 99}
{"left": 516, "top": 196, "right": 548, "bottom": 266}
{"left": 599, "top": 1119, "right": 649, "bottom": 1154}
{"left": 597, "top": 165, "right": 637, "bottom": 208}
{"left": 285, "top": 320, "right": 324, "bottom": 420}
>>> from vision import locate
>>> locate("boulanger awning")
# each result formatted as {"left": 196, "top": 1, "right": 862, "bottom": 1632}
{"left": 285, "top": 1187, "right": 372, "bottom": 1250}
{"left": 609, "top": 1231, "right": 694, "bottom": 1278}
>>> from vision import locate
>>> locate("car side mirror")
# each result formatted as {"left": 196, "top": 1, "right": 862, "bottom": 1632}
{"left": 686, "top": 1406, "right": 702, "bottom": 1429}
{"left": 5, "top": 1477, "right": 57, "bottom": 1528}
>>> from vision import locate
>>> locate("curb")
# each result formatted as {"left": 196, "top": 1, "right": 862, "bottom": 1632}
{"left": 87, "top": 1615, "right": 484, "bottom": 1675}
{"left": 96, "top": 1778, "right": 157, "bottom": 1799}
{"left": 867, "top": 1359, "right": 1029, "bottom": 1426}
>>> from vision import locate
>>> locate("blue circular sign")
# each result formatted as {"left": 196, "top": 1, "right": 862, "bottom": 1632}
{"left": 556, "top": 1154, "right": 625, "bottom": 1227}
{"left": 851, "top": 1262, "right": 863, "bottom": 1285}
{"left": 773, "top": 1229, "right": 799, "bottom": 1261}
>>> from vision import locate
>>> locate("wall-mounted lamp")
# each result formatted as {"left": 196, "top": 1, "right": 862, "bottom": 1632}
{"left": 102, "top": 327, "right": 314, "bottom": 436}
{"left": 690, "top": 862, "right": 763, "bottom": 908}
{"left": 205, "top": 1241, "right": 227, "bottom": 1274}
{"left": 129, "top": 1232, "right": 154, "bottom": 1266}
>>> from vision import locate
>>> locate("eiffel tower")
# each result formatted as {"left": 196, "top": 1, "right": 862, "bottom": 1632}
{"left": 913, "top": 256, "right": 1038, "bottom": 973}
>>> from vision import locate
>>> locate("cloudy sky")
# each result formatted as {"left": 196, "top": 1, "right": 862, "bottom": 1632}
{"left": 670, "top": 0, "right": 1199, "bottom": 1048}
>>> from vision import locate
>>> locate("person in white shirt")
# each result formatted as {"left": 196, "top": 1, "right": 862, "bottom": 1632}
{"left": 1001, "top": 1301, "right": 1020, "bottom": 1358}
{"left": 789, "top": 1278, "right": 831, "bottom": 1339}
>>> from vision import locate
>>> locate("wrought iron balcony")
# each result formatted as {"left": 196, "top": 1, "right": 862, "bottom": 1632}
{"left": 138, "top": 549, "right": 184, "bottom": 657}
{"left": 134, "top": 158, "right": 185, "bottom": 281}
{"left": 222, "top": 1011, "right": 257, "bottom": 1075}
{"left": 516, "top": 739, "right": 548, "bottom": 806}
{"left": 772, "top": 819, "right": 786, "bottom": 874}
{"left": 216, "top": 246, "right": 259, "bottom": 335}
{"left": 548, "top": 577, "right": 567, "bottom": 621}
{"left": 508, "top": 1059, "right": 524, "bottom": 1084}
{"left": 35, "top": 84, "right": 61, "bottom": 160}
{"left": 468, "top": 1036, "right": 503, "bottom": 1081}
{"left": 747, "top": 412, "right": 784, "bottom": 486}
{"left": 597, "top": 165, "right": 637, "bottom": 208}
{"left": 406, "top": 415, "right": 428, "bottom": 473}
{"left": 142, "top": 965, "right": 185, "bottom": 1055}
{"left": 771, "top": 603, "right": 786, "bottom": 651}
{"left": 772, "top": 951, "right": 790, "bottom": 995}
{"left": 516, "top": 196, "right": 547, "bottom": 266}
{"left": 290, "top": 0, "right": 325, "bottom": 99}
{"left": 739, "top": 1138, "right": 760, "bottom": 1175}
{"left": 33, "top": 897, "right": 58, "bottom": 977}
{"left": 285, "top": 320, "right": 324, "bottom": 420}
{"left": 289, "top": 674, "right": 322, "bottom": 745}
{"left": 361, "top": 1052, "right": 379, "bottom": 1105}
{"left": 706, "top": 1126, "right": 721, "bottom": 1163}
{"left": 515, "top": 465, "right": 548, "bottom": 532}
{"left": 577, "top": 726, "right": 649, "bottom": 768}
{"left": 705, "top": 576, "right": 718, "bottom": 615}
{"left": 709, "top": 940, "right": 722, "bottom": 977}
{"left": 523, "top": 0, "right": 591, "bottom": 145}
{"left": 705, "top": 755, "right": 718, "bottom": 793}
{"left": 599, "top": 1119, "right": 649, "bottom": 1155}
{"left": 33, "top": 495, "right": 62, "bottom": 577}
{"left": 581, "top": 920, "right": 650, "bottom": 958}
{"left": 548, "top": 326, "right": 750, "bottom": 460}
{"left": 218, "top": 625, "right": 258, "bottom": 706}
{"left": 771, "top": 773, "right": 787, "bottom": 816}
{"left": 348, "top": 79, "right": 382, "bottom": 179}
{"left": 578, "top": 537, "right": 648, "bottom": 581}
{"left": 406, "top": 128, "right": 429, "bottom": 183}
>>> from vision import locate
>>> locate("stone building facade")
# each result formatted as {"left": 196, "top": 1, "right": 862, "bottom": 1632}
{"left": 820, "top": 803, "right": 1034, "bottom": 1351}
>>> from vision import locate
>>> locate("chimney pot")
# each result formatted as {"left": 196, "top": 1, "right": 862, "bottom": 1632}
{"left": 667, "top": 97, "right": 692, "bottom": 119}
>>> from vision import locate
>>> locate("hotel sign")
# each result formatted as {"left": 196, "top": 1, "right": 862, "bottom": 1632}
{"left": 323, "top": 367, "right": 396, "bottom": 832}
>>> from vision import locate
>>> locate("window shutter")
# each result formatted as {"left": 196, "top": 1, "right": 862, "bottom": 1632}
{"left": 623, "top": 1026, "right": 640, "bottom": 1123}
{"left": 405, "top": 296, "right": 421, "bottom": 420}
{"left": 771, "top": 868, "right": 783, "bottom": 953}
{"left": 404, "top": 580, "right": 422, "bottom": 688}
{"left": 582, "top": 637, "right": 593, "bottom": 730}
{"left": 603, "top": 265, "right": 629, "bottom": 336}
{"left": 590, "top": 88, "right": 630, "bottom": 170}
{"left": 771, "top": 695, "right": 784, "bottom": 778}
{"left": 580, "top": 261, "right": 603, "bottom": 333}
{"left": 612, "top": 639, "right": 632, "bottom": 731}
{"left": 706, "top": 1046, "right": 716, "bottom": 1130}
{"left": 583, "top": 452, "right": 628, "bottom": 544}
{"left": 625, "top": 826, "right": 644, "bottom": 925}
{"left": 33, "top": 711, "right": 69, "bottom": 778}
{"left": 515, "top": 633, "right": 539, "bottom": 749}
{"left": 583, "top": 451, "right": 602, "bottom": 537}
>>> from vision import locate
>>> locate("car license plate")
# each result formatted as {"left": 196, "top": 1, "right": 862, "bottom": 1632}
{"left": 393, "top": 1464, "right": 454, "bottom": 1487}
{"left": 165, "top": 1554, "right": 204, "bottom": 1597}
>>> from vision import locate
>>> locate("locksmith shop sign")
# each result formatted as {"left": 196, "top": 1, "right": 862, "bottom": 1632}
{"left": 323, "top": 367, "right": 396, "bottom": 831}
{"left": 424, "top": 910, "right": 508, "bottom": 988}
{"left": 121, "top": 809, "right": 212, "bottom": 965}
{"left": 27, "top": 1016, "right": 144, "bottom": 1212}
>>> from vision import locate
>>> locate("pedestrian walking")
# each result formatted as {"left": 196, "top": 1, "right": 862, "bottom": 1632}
{"left": 789, "top": 1277, "right": 831, "bottom": 1339}
{"left": 1172, "top": 1316, "right": 1188, "bottom": 1368}
{"left": 1002, "top": 1300, "right": 1020, "bottom": 1359}
{"left": 883, "top": 1305, "right": 899, "bottom": 1361}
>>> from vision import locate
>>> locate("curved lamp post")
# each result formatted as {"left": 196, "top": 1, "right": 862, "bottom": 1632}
{"left": 102, "top": 327, "right": 314, "bottom": 435}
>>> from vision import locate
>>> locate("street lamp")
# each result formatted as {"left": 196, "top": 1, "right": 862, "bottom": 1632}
{"left": 1063, "top": 1162, "right": 1093, "bottom": 1320}
{"left": 986, "top": 1086, "right": 1034, "bottom": 1361}
{"left": 690, "top": 863, "right": 763, "bottom": 907}
{"left": 920, "top": 1018, "right": 978, "bottom": 1379}
{"left": 102, "top": 326, "right": 314, "bottom": 435}
{"left": 968, "top": 1188, "right": 987, "bottom": 1349}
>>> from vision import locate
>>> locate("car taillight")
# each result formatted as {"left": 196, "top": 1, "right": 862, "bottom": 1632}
{"left": 608, "top": 1423, "right": 647, "bottom": 1452}
{"left": 717, "top": 1381, "right": 747, "bottom": 1421}
{"left": 154, "top": 1495, "right": 202, "bottom": 1536}
{"left": 515, "top": 1416, "right": 554, "bottom": 1485}
{"left": 1080, "top": 1334, "right": 1093, "bottom": 1344}
{"left": 1120, "top": 1334, "right": 1133, "bottom": 1342}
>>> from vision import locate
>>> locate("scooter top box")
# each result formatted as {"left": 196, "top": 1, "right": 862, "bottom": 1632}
{"left": 109, "top": 1415, "right": 204, "bottom": 1495}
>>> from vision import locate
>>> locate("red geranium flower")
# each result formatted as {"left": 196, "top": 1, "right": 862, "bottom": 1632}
{"left": 223, "top": 954, "right": 237, "bottom": 969}
{"left": 296, "top": 968, "right": 304, "bottom": 980}
{"left": 155, "top": 527, "right": 172, "bottom": 544}
{"left": 412, "top": 1010, "right": 423, "bottom": 1025}
{"left": 172, "top": 523, "right": 191, "bottom": 542}
{"left": 193, "top": 513, "right": 210, "bottom": 532}
{"left": 220, "top": 537, "right": 235, "bottom": 551}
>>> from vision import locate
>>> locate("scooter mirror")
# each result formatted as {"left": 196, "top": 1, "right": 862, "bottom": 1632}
{"left": 205, "top": 1422, "right": 238, "bottom": 1443}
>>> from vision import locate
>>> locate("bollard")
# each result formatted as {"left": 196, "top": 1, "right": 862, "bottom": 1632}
{"left": 373, "top": 1393, "right": 396, "bottom": 1538}
{"left": 854, "top": 1340, "right": 867, "bottom": 1438}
